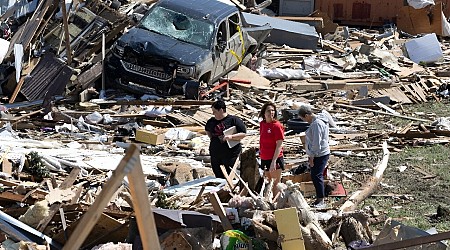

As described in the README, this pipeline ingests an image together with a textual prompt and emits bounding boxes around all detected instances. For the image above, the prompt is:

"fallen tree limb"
[279,182,332,249]
[339,141,390,213]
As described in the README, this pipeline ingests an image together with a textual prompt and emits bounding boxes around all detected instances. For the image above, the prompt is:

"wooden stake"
[207,192,233,231]
[61,0,72,65]
[63,144,161,250]
[127,154,160,249]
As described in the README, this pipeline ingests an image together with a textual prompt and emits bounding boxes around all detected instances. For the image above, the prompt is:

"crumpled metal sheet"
[20,53,72,101]
[152,208,220,230]
[242,12,319,50]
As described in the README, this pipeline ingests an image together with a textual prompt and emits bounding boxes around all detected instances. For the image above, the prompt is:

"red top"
[259,120,284,160]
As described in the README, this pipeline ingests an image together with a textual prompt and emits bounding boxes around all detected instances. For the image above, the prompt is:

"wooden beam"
[60,0,71,64]
[98,100,214,106]
[334,103,431,122]
[126,152,160,249]
[63,144,160,250]
[207,192,233,231]
[339,141,390,212]
[9,77,25,104]
[220,165,235,190]
[363,231,450,250]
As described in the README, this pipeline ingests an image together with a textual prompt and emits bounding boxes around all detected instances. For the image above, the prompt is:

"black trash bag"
[290,162,309,175]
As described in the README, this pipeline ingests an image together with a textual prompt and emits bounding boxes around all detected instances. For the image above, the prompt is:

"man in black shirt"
[205,100,247,178]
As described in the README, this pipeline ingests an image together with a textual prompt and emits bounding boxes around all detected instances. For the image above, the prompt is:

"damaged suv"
[105,0,270,98]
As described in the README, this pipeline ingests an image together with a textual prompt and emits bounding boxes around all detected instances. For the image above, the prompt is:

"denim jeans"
[311,154,330,198]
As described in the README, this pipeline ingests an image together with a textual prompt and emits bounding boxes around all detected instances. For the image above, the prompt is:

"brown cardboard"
[136,129,165,145]
[282,173,312,183]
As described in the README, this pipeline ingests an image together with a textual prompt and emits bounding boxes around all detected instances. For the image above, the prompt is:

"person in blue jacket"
[298,104,335,208]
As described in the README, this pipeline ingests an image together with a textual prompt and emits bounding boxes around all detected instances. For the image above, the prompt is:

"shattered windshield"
[140,6,214,48]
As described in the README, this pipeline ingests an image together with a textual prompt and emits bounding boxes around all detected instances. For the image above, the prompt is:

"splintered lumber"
[0,210,61,248]
[61,0,72,64]
[363,231,450,250]
[37,167,81,232]
[274,207,305,250]
[207,192,233,231]
[63,144,160,250]
[339,141,390,213]
[334,103,431,123]
[97,99,214,106]
[160,231,192,249]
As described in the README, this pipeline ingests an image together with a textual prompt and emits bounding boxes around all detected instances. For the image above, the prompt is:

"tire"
[286,118,309,133]
[281,109,298,121]
[184,80,200,100]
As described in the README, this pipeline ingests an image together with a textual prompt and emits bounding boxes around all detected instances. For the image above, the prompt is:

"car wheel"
[184,80,200,100]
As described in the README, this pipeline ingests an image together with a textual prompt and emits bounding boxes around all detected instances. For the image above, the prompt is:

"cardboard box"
[300,181,330,197]
[135,129,165,145]
[282,173,312,183]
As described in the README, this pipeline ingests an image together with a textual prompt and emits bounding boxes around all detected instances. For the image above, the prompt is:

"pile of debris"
[0,0,450,249]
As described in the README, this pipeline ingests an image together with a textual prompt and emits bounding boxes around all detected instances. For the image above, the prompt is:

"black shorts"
[260,156,285,171]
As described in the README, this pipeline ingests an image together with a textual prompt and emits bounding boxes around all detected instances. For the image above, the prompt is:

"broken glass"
[139,6,214,48]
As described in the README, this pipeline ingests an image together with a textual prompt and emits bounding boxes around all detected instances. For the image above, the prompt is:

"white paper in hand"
[223,126,238,148]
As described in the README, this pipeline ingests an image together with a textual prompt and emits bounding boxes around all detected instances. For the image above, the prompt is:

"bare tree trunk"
[340,216,372,246]
[339,141,390,212]
[282,182,333,250]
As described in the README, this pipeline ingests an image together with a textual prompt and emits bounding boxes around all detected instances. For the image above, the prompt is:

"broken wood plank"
[412,166,436,179]
[8,77,26,104]
[37,167,81,232]
[335,103,431,122]
[220,165,235,191]
[62,144,160,250]
[61,0,72,65]
[390,131,437,139]
[274,207,305,250]
[126,150,161,250]
[207,192,233,231]
[97,99,214,106]
[363,231,450,250]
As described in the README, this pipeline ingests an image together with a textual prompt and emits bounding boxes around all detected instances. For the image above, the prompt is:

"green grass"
[340,99,450,233]
[359,142,450,232]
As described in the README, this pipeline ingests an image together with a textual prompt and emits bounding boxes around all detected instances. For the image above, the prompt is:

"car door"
[227,13,245,69]
[212,20,229,81]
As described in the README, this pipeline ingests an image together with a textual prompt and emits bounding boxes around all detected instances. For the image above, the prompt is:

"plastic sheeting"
[407,0,435,9]
[257,68,311,80]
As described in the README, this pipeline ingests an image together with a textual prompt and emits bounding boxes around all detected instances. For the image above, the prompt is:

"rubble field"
[1,0,450,249]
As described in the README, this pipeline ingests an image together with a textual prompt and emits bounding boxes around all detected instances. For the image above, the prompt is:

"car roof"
[158,0,238,23]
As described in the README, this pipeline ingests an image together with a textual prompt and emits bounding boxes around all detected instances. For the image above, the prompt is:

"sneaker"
[312,200,326,209]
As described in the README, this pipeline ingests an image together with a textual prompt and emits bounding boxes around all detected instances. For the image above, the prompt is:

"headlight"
[112,41,125,58]
[177,65,195,78]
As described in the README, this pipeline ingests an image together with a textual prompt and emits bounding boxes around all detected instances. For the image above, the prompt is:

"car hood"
[118,27,210,65]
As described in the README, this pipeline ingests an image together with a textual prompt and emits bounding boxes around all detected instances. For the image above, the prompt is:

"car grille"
[121,61,172,81]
